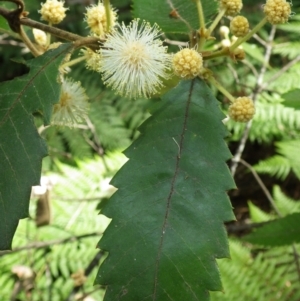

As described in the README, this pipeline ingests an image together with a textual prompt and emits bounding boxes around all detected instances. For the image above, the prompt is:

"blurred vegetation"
[1,0,300,300]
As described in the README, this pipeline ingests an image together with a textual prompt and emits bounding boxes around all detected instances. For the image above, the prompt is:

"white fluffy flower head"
[99,19,171,99]
[52,78,89,126]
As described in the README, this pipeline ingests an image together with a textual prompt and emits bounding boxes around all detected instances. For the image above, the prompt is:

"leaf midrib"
[152,79,195,300]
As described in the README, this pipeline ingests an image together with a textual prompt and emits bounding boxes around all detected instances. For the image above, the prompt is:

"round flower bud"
[32,28,47,47]
[172,48,203,79]
[228,97,255,122]
[39,0,67,24]
[85,1,117,38]
[230,16,249,37]
[221,39,231,48]
[219,26,230,37]
[263,0,291,24]
[220,0,243,16]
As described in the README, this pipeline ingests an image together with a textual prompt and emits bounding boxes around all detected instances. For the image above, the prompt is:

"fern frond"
[277,21,300,33]
[267,63,300,93]
[254,140,300,180]
[248,201,274,222]
[273,185,300,215]
[254,155,291,180]
[0,155,125,300]
[211,240,300,301]
[273,42,300,59]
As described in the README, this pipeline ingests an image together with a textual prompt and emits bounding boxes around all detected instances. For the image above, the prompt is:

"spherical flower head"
[81,48,102,72]
[99,19,171,99]
[230,16,249,37]
[172,48,203,79]
[85,1,117,38]
[263,0,291,24]
[39,0,68,24]
[228,97,255,122]
[220,0,243,16]
[52,78,89,126]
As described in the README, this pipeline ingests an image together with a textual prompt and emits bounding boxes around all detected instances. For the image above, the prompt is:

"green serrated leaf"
[282,89,300,110]
[96,78,236,300]
[0,44,72,250]
[132,0,218,34]
[244,213,300,247]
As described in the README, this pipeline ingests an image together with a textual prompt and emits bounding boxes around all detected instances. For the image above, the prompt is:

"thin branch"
[0,232,102,256]
[240,59,259,78]
[227,62,239,84]
[83,116,104,156]
[238,159,281,216]
[163,37,189,47]
[252,33,267,47]
[226,221,264,234]
[231,25,276,176]
[0,6,101,50]
[260,54,300,90]
[239,159,300,282]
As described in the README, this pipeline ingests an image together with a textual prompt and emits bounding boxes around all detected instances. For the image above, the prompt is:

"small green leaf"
[282,89,300,110]
[0,44,72,250]
[244,213,300,247]
[133,0,218,34]
[96,78,235,300]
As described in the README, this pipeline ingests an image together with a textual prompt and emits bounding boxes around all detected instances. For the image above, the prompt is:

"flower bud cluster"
[228,97,255,122]
[39,0,67,24]
[230,16,249,37]
[263,0,291,24]
[172,49,203,79]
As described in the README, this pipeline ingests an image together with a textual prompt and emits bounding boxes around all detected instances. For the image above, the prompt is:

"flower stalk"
[60,55,87,69]
[19,26,42,56]
[230,16,268,51]
[195,0,206,49]
[207,8,226,36]
[103,0,112,33]
[207,76,235,103]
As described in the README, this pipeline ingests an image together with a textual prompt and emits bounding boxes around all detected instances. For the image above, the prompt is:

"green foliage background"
[0,0,300,300]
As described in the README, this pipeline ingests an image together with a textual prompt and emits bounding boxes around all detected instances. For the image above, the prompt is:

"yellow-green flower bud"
[263,0,291,24]
[228,97,255,122]
[230,16,249,37]
[172,49,203,79]
[220,0,243,16]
